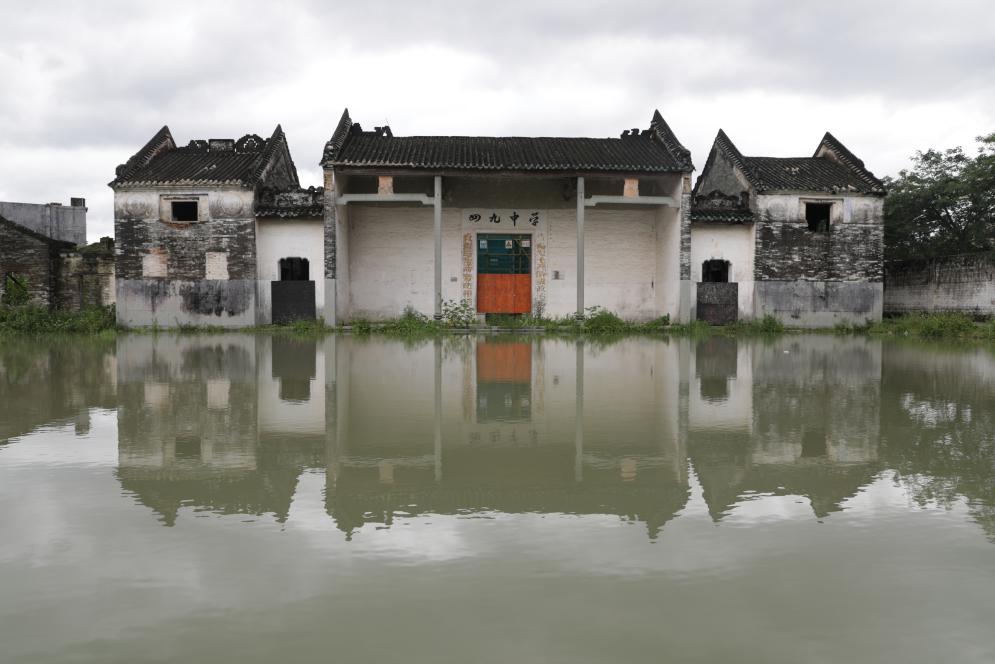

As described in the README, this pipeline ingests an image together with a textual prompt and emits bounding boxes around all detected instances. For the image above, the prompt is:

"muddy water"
[1,334,993,663]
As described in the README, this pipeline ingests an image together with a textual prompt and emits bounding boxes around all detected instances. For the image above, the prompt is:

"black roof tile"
[696,129,886,196]
[111,126,296,187]
[322,108,693,174]
[690,209,756,224]
[743,156,875,193]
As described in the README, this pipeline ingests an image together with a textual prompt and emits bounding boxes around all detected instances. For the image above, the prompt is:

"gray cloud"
[1,0,993,241]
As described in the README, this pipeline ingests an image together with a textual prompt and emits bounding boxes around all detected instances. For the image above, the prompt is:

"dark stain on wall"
[179,281,252,317]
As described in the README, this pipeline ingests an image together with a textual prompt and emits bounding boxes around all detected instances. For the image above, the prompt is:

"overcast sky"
[1,0,993,242]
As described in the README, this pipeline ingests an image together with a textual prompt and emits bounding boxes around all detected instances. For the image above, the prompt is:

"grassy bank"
[3,303,993,343]
[0,304,117,335]
[866,313,995,340]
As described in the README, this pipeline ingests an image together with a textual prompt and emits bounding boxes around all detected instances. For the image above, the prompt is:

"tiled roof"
[814,132,886,194]
[697,128,886,196]
[111,126,296,187]
[254,186,323,218]
[743,156,878,194]
[322,108,693,174]
[690,208,756,224]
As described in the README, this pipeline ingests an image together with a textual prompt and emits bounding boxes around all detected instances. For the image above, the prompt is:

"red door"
[477,234,531,314]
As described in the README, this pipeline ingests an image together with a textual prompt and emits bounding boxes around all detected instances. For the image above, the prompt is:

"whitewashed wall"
[756,193,883,224]
[343,203,679,322]
[689,223,756,319]
[255,218,325,324]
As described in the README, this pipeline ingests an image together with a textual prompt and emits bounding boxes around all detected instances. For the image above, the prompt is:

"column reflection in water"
[324,335,690,540]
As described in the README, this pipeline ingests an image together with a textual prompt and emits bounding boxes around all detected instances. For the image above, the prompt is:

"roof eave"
[328,164,687,177]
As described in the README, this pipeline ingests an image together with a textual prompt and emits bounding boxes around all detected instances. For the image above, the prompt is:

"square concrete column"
[576,176,585,320]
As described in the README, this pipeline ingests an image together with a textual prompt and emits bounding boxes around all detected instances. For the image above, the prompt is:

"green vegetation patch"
[871,312,992,340]
[0,305,117,335]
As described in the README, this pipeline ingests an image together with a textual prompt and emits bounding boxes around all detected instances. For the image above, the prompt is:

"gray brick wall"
[0,223,57,306]
[755,217,883,282]
[116,216,256,281]
[323,169,336,279]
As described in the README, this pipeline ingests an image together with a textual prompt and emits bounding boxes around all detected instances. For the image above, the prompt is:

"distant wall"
[885,253,995,316]
[0,200,86,246]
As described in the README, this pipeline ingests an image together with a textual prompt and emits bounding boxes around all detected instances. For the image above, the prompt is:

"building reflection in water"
[106,331,995,542]
[327,336,689,539]
[687,336,882,520]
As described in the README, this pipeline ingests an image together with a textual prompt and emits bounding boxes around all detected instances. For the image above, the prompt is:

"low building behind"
[0,198,115,310]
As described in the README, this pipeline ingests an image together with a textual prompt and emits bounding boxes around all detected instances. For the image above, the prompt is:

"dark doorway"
[279,257,310,281]
[272,257,316,323]
[272,337,317,402]
[702,259,730,283]
[696,337,738,402]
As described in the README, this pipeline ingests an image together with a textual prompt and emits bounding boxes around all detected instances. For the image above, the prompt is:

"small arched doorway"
[696,259,738,325]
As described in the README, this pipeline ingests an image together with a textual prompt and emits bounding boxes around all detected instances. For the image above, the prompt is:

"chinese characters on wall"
[466,210,542,227]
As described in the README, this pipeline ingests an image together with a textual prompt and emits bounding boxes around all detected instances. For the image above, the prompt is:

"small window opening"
[702,259,730,283]
[171,200,198,222]
[279,257,310,281]
[805,203,831,232]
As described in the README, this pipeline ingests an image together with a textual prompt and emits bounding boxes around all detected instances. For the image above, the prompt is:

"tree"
[884,133,995,264]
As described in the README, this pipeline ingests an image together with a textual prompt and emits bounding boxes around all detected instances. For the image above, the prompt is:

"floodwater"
[1,334,994,664]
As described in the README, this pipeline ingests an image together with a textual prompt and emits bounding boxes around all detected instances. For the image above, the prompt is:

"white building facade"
[320,109,696,325]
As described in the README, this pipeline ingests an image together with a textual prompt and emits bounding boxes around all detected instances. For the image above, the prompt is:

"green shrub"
[378,307,440,336]
[641,314,671,331]
[442,299,476,328]
[350,318,372,334]
[582,306,628,334]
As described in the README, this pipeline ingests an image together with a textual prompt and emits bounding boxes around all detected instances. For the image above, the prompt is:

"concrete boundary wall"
[0,200,86,246]
[884,253,995,316]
